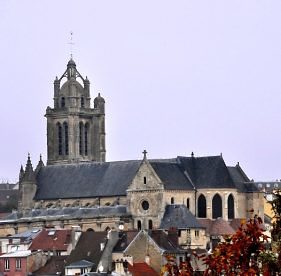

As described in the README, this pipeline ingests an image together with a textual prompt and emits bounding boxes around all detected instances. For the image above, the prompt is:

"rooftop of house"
[65,231,108,271]
[8,228,42,244]
[128,262,158,276]
[0,250,32,258]
[29,229,71,251]
[198,218,235,236]
[33,255,67,275]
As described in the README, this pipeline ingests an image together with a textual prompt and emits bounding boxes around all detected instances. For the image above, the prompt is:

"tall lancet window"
[63,122,69,155]
[198,194,206,218]
[212,194,222,219]
[84,123,89,156]
[79,122,84,155]
[57,123,63,155]
[228,194,235,219]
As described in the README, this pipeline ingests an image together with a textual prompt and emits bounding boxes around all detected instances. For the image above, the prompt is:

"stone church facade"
[0,59,263,240]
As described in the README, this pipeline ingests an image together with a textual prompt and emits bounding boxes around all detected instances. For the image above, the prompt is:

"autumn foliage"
[201,216,268,275]
[160,254,194,276]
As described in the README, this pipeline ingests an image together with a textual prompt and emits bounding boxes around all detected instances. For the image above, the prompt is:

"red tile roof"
[128,262,158,276]
[198,218,235,236]
[29,229,71,251]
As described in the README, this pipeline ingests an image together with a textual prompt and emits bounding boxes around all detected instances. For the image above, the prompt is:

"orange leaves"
[201,216,268,275]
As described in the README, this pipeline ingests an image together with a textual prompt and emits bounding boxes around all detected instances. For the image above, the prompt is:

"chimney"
[71,225,81,249]
[100,242,105,251]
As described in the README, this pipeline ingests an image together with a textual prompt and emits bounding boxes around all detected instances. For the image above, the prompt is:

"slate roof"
[177,156,236,189]
[1,206,129,223]
[113,230,138,252]
[148,230,183,253]
[29,229,71,251]
[159,205,204,229]
[150,161,194,190]
[33,155,252,201]
[35,160,142,200]
[33,256,66,275]
[65,231,108,271]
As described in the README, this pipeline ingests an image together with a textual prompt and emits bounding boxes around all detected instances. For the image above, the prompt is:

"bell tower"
[46,59,106,165]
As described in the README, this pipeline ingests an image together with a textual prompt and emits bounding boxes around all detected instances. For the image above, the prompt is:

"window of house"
[178,230,181,237]
[16,258,21,270]
[81,97,85,108]
[195,230,199,237]
[186,198,190,209]
[144,176,147,184]
[171,197,174,204]
[4,259,9,270]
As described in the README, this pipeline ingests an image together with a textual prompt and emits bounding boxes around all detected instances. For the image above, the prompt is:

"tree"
[201,216,268,275]
[161,254,194,276]
[270,189,281,270]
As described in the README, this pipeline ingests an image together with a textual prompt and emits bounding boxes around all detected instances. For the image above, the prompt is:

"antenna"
[68,31,75,59]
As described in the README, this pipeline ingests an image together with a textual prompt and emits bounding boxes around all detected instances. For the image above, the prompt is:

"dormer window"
[61,97,65,108]
[143,177,147,184]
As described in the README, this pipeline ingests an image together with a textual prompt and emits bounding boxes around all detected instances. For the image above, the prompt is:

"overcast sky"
[0,0,281,182]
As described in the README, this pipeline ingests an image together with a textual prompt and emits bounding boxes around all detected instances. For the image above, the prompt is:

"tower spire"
[22,153,35,182]
[68,31,75,59]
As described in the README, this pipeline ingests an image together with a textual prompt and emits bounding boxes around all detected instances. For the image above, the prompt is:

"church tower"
[46,59,106,165]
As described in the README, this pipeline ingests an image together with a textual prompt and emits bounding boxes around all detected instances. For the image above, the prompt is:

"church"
[0,59,263,242]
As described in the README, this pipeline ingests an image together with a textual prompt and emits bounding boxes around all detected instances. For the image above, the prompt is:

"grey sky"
[0,0,281,182]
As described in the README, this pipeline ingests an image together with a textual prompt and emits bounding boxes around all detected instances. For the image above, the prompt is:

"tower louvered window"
[84,123,88,156]
[58,123,63,155]
[63,122,69,155]
[79,122,83,155]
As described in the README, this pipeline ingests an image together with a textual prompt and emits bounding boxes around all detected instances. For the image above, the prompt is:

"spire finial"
[191,152,194,158]
[142,149,147,160]
[68,31,75,59]
[40,154,42,161]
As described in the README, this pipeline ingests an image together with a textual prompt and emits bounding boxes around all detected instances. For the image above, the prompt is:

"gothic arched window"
[137,220,142,231]
[148,220,153,230]
[187,198,190,209]
[79,122,84,155]
[228,194,235,219]
[84,123,89,156]
[212,194,222,219]
[198,194,206,218]
[171,197,174,204]
[81,97,85,108]
[63,122,69,155]
[57,123,62,155]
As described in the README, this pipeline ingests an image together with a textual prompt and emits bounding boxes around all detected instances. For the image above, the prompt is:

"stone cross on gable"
[142,149,147,160]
